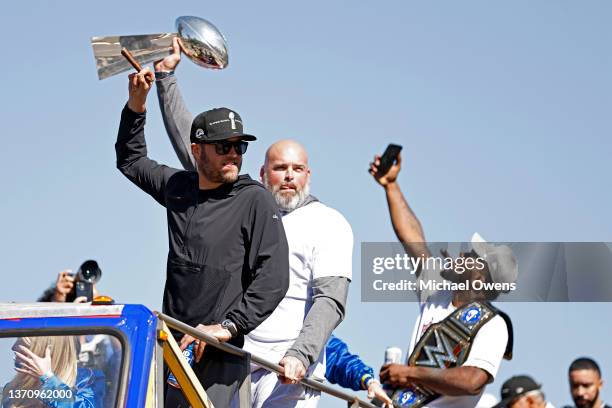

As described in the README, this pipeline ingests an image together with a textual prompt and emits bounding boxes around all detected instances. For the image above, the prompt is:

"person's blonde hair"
[3,336,77,408]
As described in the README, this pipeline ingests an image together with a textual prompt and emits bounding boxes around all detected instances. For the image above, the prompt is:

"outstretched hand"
[369,153,402,187]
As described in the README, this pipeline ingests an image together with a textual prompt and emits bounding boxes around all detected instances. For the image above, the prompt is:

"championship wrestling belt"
[390,301,513,408]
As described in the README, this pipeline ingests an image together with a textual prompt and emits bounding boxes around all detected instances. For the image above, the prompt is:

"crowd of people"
[492,358,609,408]
[6,38,607,408]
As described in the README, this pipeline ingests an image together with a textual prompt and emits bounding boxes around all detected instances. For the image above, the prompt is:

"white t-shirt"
[244,201,353,378]
[407,267,509,408]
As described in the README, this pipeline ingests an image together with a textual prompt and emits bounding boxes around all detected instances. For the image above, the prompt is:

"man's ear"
[259,166,265,182]
[191,143,200,157]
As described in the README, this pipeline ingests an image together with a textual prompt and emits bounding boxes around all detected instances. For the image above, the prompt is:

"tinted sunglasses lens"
[235,141,248,155]
[212,141,248,155]
[212,143,232,155]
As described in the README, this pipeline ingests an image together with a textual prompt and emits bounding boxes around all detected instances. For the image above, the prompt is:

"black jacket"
[116,106,289,336]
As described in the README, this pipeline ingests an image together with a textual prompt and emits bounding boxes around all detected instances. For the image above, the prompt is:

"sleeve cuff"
[284,350,310,370]
[360,374,374,390]
[462,359,496,380]
[123,103,147,117]
[155,70,175,80]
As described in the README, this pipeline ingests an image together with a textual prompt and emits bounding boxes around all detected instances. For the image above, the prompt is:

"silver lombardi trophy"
[91,16,228,80]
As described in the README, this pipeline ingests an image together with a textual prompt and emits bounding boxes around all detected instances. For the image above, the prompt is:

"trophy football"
[91,16,228,80]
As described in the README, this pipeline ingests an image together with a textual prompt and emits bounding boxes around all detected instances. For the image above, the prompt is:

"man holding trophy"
[152,39,357,408]
[114,63,290,408]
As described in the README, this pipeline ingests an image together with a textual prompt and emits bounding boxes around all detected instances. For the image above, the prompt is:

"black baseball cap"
[493,375,541,408]
[190,107,257,143]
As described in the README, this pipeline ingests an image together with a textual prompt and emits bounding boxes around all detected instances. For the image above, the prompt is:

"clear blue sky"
[1,1,611,406]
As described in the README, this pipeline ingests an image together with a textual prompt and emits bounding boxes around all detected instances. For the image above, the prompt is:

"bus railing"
[157,312,379,408]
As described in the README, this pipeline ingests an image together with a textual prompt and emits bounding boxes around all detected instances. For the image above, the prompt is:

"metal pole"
[157,313,379,408]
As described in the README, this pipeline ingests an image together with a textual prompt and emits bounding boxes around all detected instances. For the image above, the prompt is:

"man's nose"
[226,148,239,158]
[285,168,294,180]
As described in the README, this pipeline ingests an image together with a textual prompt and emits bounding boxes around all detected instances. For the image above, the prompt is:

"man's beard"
[199,152,241,184]
[574,390,599,408]
[262,173,310,212]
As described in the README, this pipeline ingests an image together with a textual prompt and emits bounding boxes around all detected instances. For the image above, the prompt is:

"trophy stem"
[92,32,177,80]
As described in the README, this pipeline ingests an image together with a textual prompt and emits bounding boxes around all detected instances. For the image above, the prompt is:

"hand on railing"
[278,356,306,384]
[158,312,380,408]
[179,323,232,363]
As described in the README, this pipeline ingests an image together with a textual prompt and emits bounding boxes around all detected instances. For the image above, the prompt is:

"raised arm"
[116,67,179,206]
[369,153,431,260]
[154,38,197,171]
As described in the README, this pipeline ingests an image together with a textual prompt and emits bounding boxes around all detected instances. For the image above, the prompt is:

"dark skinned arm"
[369,154,431,276]
[379,364,490,396]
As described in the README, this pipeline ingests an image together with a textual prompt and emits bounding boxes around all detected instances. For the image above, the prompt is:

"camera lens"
[77,260,101,283]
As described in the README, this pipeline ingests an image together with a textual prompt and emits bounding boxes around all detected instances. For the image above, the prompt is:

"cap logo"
[195,128,205,139]
[229,111,236,130]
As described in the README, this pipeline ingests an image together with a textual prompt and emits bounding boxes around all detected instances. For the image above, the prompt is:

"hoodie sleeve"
[155,74,197,171]
[115,105,180,206]
[325,335,375,391]
[225,188,289,333]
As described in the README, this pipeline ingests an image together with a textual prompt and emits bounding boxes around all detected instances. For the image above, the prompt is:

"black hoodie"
[116,106,289,337]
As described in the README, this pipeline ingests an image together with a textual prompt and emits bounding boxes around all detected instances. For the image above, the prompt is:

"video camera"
[73,260,102,302]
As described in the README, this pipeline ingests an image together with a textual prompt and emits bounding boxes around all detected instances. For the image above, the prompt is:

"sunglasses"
[204,140,249,155]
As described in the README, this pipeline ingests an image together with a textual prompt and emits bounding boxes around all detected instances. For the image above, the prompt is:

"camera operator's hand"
[127,67,154,113]
[369,153,402,188]
[73,296,89,303]
[278,356,306,384]
[52,270,74,302]
[154,37,182,73]
[14,344,53,379]
[179,324,232,363]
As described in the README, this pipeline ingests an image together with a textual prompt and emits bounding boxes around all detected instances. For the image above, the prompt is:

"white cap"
[471,233,518,286]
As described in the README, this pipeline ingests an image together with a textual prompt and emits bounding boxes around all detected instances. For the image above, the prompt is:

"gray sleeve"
[155,75,197,171]
[284,276,350,369]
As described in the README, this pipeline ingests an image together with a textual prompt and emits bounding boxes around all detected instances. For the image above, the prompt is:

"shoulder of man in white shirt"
[300,201,352,229]
[300,201,353,280]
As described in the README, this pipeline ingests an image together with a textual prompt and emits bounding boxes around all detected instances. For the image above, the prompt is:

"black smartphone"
[376,144,403,177]
[75,281,94,302]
